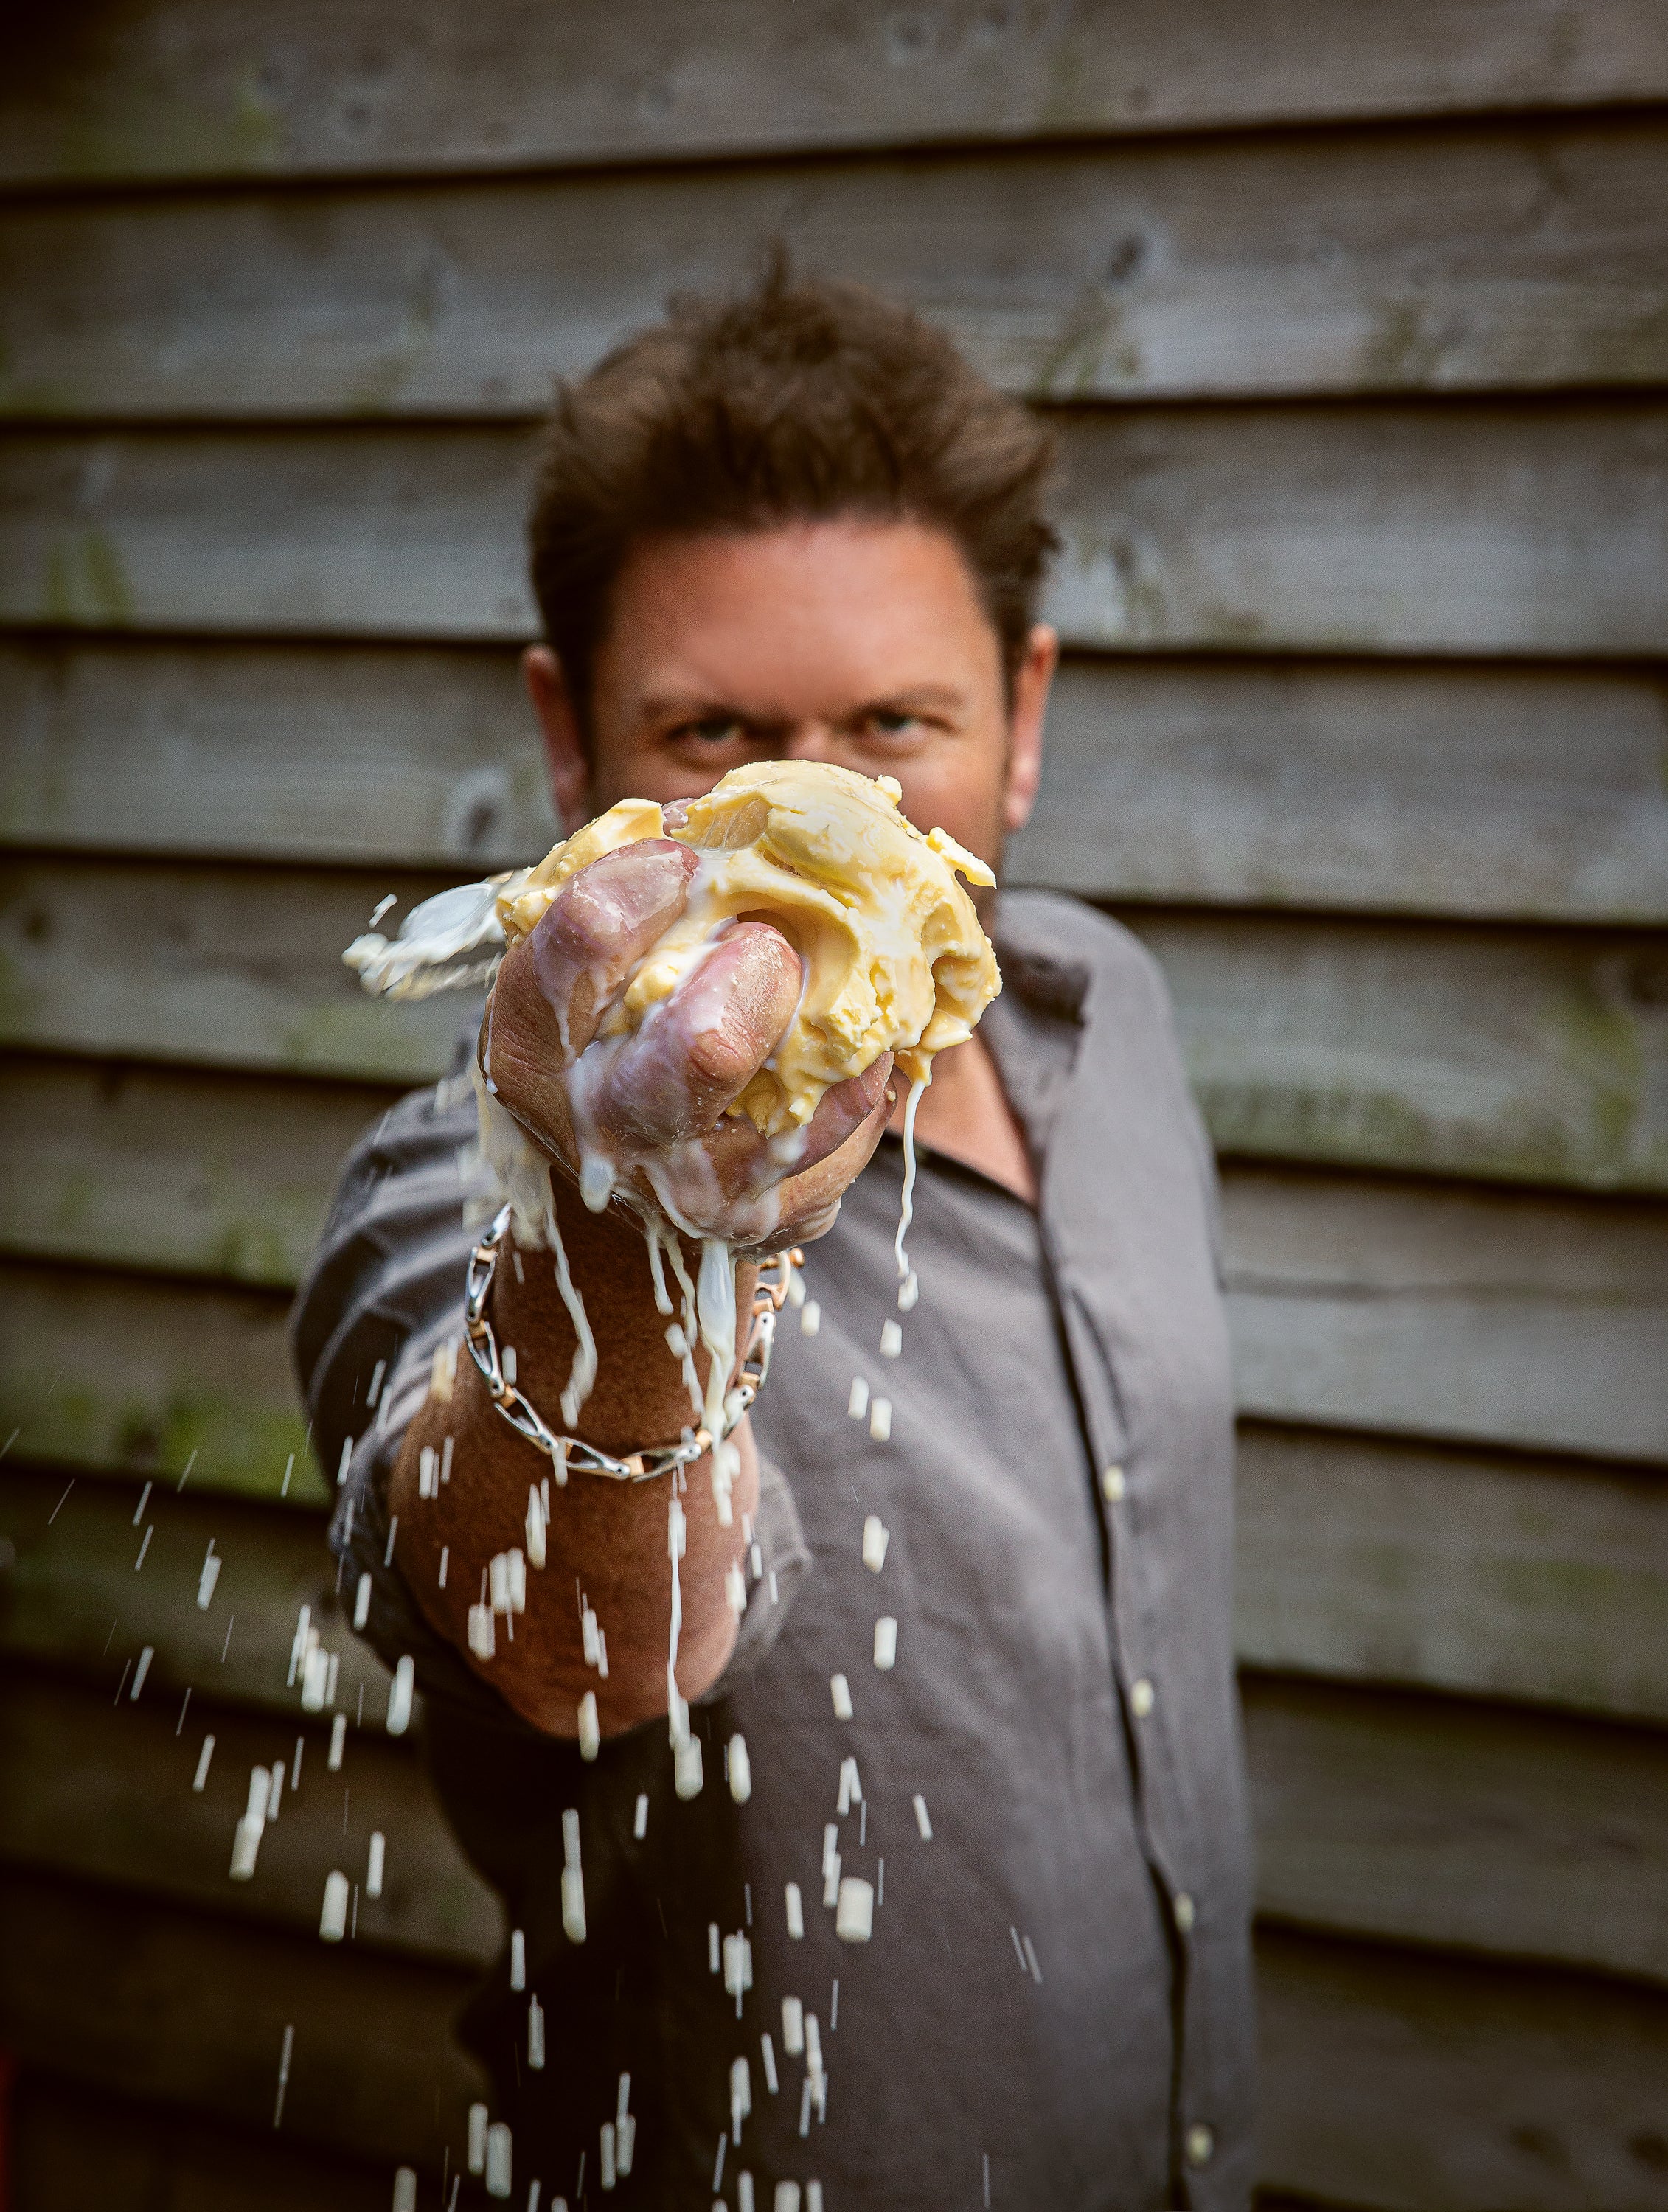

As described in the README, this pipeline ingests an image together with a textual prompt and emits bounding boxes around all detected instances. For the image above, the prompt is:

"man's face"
[525,518,1057,880]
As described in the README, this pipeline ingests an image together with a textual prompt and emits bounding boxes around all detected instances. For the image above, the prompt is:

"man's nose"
[777,726,842,765]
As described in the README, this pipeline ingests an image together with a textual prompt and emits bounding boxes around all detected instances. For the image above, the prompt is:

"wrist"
[476,1203,775,1463]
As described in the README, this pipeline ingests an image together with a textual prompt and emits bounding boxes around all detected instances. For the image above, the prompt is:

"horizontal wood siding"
[4,1467,386,1703]
[3,6,1664,2205]
[0,1866,486,2166]
[1243,1674,1668,1986]
[13,2070,395,2211]
[10,1367,1668,1730]
[5,409,1667,650]
[1235,1426,1668,1719]
[0,1667,502,1964]
[6,121,1668,415]
[1256,1928,1668,2212]
[7,1040,1668,1471]
[0,1057,392,1287]
[7,641,1668,925]
[10,866,1668,1192]
[1018,658,1668,923]
[6,0,1668,187]
[0,1263,314,1499]
[5,1455,1667,2193]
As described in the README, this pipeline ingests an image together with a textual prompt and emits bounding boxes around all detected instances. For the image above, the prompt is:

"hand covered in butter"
[482,838,894,1250]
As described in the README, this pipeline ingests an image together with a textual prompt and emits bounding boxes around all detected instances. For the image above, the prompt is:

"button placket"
[1050,1232,1214,2157]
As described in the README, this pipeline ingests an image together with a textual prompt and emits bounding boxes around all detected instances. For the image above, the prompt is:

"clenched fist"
[482,838,893,1249]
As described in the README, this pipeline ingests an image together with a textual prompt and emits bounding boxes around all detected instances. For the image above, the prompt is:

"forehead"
[594,518,1003,711]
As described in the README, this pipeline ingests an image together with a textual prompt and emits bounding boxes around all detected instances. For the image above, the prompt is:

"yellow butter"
[496,796,664,945]
[498,760,1000,1135]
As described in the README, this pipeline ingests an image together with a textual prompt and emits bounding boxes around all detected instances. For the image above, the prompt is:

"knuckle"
[685,1023,756,1091]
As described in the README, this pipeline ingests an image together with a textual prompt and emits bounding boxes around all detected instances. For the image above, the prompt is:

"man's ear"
[523,645,591,833]
[1003,622,1058,835]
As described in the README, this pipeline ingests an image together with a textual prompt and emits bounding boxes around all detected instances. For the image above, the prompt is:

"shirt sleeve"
[696,1453,811,1700]
[289,1018,810,1735]
[288,1015,484,1491]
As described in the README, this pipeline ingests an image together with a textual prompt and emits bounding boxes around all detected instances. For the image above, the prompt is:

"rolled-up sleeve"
[289,1026,491,1710]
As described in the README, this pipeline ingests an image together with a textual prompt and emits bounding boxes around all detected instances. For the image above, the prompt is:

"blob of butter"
[498,759,1000,1136]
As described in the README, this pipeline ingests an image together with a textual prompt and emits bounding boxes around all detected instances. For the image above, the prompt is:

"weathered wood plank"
[0,1263,319,1503]
[4,1450,1666,1984]
[1237,1424,1668,1722]
[1130,910,1668,1192]
[0,1665,501,1966]
[0,426,535,641]
[1257,1924,1668,2211]
[6,1246,1664,1711]
[7,1040,1668,1459]
[0,1057,396,1288]
[1223,1172,1668,1462]
[7,1139,1667,1473]
[0,1865,486,2171]
[0,1466,387,1709]
[1018,657,1668,925]
[1243,1674,1668,1984]
[0,639,558,873]
[4,0,1665,187]
[7,121,1667,415]
[3,1040,1664,1345]
[5,1151,1664,1475]
[13,2069,392,2212]
[3,408,1664,655]
[0,859,468,1086]
[9,641,1668,927]
[8,1635,1662,1994]
[1046,405,1668,658]
[10,1840,1668,2211]
[10,858,1668,1192]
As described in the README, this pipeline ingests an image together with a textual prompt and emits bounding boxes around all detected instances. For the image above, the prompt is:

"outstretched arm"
[387,841,891,1738]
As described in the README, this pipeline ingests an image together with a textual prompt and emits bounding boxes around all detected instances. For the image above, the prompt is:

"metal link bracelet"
[462,1201,802,1481]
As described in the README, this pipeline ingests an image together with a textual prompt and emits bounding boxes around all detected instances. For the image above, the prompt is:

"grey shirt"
[293,890,1254,2211]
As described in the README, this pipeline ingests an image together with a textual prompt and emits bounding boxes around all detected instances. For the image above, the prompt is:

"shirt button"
[1186,2124,1214,2168]
[1130,1677,1155,1719]
[1101,1463,1126,1503]
[1172,1891,1195,1935]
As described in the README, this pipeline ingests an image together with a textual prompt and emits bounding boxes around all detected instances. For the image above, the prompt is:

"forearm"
[389,1192,758,1737]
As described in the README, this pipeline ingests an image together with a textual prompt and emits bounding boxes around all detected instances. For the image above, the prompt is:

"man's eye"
[675,717,743,745]
[864,711,920,737]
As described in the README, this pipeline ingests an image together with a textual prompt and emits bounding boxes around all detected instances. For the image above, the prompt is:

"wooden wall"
[3,4,1667,2204]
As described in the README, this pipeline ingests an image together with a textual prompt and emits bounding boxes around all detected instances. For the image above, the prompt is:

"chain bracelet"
[462,1202,801,1481]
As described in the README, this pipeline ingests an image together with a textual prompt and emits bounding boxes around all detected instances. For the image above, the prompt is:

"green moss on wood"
[1,1376,323,1509]
[41,529,134,626]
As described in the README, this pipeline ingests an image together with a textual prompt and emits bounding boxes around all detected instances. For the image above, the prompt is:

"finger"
[619,1047,894,1237]
[527,839,698,1062]
[771,1081,894,1245]
[776,1054,894,1181]
[590,921,802,1147]
[685,1051,892,1199]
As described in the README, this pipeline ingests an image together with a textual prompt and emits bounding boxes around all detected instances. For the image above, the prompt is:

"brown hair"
[527,263,1057,728]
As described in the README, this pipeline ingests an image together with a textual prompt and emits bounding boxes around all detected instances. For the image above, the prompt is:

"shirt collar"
[991,896,1092,1027]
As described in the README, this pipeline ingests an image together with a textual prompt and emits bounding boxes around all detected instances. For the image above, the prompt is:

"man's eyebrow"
[638,683,968,731]
[844,684,967,717]
[639,695,790,733]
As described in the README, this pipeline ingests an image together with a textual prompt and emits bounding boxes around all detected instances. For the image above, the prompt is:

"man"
[295,269,1253,2208]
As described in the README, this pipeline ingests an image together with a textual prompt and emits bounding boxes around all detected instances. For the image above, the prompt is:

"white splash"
[894,1074,928,1284]
[472,1068,597,1426]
